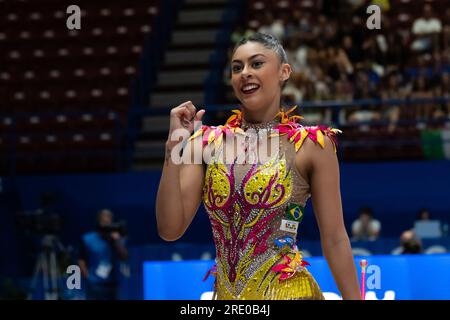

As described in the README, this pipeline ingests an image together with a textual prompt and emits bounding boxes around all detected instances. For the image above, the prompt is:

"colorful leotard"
[190,106,341,300]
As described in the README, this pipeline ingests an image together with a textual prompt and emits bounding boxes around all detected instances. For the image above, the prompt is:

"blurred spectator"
[334,74,354,102]
[399,230,423,254]
[385,32,407,67]
[285,36,308,72]
[362,35,385,67]
[295,11,315,46]
[347,72,381,123]
[312,66,332,101]
[325,46,354,82]
[434,72,450,119]
[78,209,128,300]
[312,15,338,47]
[351,207,381,241]
[413,208,445,239]
[258,12,285,41]
[347,105,381,124]
[411,4,442,52]
[414,208,443,229]
[380,71,407,130]
[348,16,366,49]
[342,35,363,66]
[353,71,378,100]
[411,75,434,121]
[443,8,450,50]
[346,0,366,12]
[416,208,432,221]
[282,72,303,105]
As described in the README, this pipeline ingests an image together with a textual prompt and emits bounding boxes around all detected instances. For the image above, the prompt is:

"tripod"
[28,235,65,300]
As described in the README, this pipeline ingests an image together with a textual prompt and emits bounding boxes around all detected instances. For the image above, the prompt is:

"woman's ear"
[280,63,292,82]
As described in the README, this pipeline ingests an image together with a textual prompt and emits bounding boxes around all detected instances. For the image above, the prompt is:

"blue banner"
[143,254,450,300]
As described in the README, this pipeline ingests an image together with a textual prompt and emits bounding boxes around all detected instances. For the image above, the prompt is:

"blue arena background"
[143,254,450,300]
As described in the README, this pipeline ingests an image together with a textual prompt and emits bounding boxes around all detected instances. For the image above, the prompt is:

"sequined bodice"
[202,131,311,297]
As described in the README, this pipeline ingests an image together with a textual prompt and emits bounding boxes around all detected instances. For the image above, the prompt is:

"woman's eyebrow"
[232,53,266,63]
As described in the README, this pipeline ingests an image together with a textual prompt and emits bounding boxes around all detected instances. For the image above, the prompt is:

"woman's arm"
[156,102,206,241]
[297,136,361,300]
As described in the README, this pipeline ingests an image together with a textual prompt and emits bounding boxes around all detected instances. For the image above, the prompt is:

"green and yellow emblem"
[286,203,304,223]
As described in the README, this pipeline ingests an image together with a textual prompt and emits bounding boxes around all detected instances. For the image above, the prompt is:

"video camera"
[97,221,127,237]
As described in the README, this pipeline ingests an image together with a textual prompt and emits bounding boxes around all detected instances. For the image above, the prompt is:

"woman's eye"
[252,61,263,68]
[232,65,242,72]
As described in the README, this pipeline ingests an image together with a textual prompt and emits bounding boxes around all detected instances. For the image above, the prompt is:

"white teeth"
[242,84,259,92]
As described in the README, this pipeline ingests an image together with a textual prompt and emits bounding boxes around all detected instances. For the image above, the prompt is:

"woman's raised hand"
[168,101,205,136]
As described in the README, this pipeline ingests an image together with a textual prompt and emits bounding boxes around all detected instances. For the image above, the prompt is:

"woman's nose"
[241,65,252,78]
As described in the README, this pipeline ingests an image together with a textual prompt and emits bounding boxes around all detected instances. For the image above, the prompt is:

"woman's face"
[231,42,291,111]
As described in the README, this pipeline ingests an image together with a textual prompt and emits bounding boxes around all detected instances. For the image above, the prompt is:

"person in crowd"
[351,207,381,241]
[78,209,128,300]
[399,230,423,254]
[411,4,443,52]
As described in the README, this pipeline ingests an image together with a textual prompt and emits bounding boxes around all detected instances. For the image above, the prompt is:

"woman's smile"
[241,83,261,95]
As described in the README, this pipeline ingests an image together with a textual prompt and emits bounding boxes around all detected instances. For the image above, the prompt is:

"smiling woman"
[156,33,361,300]
[229,34,292,123]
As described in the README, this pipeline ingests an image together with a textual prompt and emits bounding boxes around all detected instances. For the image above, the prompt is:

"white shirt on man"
[412,18,442,35]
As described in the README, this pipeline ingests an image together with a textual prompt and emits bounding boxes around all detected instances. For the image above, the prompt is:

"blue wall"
[338,160,450,237]
[143,254,450,300]
[1,160,450,278]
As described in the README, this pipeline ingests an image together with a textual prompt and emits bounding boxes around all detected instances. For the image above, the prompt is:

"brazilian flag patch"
[286,203,304,223]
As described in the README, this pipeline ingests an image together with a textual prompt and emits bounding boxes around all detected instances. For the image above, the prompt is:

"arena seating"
[0,0,161,174]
